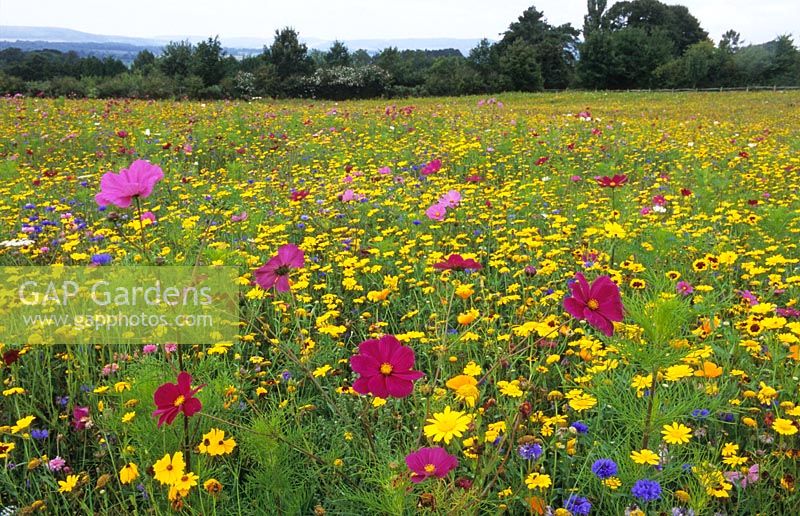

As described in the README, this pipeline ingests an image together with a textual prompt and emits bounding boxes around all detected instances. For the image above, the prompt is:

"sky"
[0,0,797,45]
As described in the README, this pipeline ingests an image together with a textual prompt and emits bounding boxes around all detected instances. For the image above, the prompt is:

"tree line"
[1,0,798,99]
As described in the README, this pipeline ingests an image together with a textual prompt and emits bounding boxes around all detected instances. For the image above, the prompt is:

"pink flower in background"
[48,456,67,472]
[563,272,623,337]
[95,159,164,208]
[439,190,461,208]
[255,244,305,292]
[164,343,178,353]
[143,344,158,354]
[341,189,357,202]
[140,211,156,222]
[231,212,248,222]
[434,254,482,272]
[405,447,458,482]
[725,464,759,488]
[350,335,424,398]
[676,281,694,296]
[425,203,447,221]
[72,406,91,430]
[378,166,392,175]
[420,159,442,176]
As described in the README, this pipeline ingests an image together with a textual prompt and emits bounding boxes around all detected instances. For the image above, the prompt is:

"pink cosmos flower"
[341,189,357,202]
[433,254,482,272]
[563,272,624,337]
[151,371,204,427]
[420,159,442,176]
[378,166,392,175]
[141,211,156,223]
[676,281,694,296]
[254,244,305,292]
[725,464,759,488]
[350,335,424,398]
[439,190,461,208]
[95,159,164,208]
[425,203,447,221]
[405,447,458,483]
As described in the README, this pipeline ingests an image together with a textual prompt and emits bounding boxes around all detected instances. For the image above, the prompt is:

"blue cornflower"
[91,253,113,266]
[691,408,710,418]
[571,421,589,434]
[631,478,662,502]
[564,495,592,516]
[591,458,617,479]
[281,371,292,381]
[518,442,543,460]
[30,429,49,440]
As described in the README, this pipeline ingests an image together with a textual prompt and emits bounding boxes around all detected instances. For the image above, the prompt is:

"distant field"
[1,92,799,514]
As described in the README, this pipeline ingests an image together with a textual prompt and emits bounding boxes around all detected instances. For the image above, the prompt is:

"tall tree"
[325,41,351,67]
[159,40,194,77]
[192,36,226,86]
[583,0,607,36]
[267,28,313,79]
[497,6,578,89]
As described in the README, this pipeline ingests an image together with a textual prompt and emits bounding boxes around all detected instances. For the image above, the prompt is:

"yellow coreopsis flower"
[11,415,35,434]
[445,375,479,407]
[630,449,660,465]
[525,472,552,490]
[153,452,185,485]
[198,428,237,456]
[773,418,798,436]
[119,463,139,485]
[58,474,80,493]
[662,422,693,444]
[424,406,472,444]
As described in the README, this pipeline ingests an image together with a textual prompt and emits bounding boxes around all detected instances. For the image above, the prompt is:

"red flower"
[152,371,204,427]
[350,335,424,398]
[433,254,482,272]
[405,447,458,483]
[563,272,623,337]
[290,190,309,201]
[254,244,305,292]
[2,349,20,366]
[596,174,628,188]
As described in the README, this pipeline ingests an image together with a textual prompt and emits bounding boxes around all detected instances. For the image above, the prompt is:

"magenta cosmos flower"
[405,447,458,483]
[152,371,204,427]
[95,159,164,208]
[254,244,305,293]
[433,254,482,272]
[350,335,424,398]
[563,272,623,336]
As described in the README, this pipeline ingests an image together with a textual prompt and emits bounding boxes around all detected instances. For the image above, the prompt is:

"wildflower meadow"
[1,91,799,515]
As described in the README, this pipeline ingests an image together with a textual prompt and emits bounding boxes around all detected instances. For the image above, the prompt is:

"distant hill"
[0,26,486,58]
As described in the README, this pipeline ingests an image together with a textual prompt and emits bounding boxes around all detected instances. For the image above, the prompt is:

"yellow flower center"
[587,298,600,310]
[379,363,393,375]
[424,464,436,474]
[173,395,185,407]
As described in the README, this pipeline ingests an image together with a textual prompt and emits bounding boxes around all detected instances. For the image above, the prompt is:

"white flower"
[1,238,34,247]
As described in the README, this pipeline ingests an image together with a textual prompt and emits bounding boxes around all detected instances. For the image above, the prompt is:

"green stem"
[641,368,659,449]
